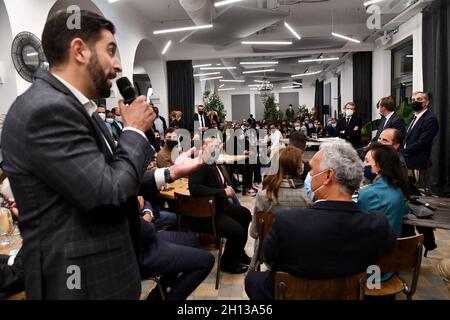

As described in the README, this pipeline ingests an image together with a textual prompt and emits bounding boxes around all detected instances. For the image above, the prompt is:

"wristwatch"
[164,168,174,183]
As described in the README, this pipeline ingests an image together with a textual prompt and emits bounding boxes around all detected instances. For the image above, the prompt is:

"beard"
[87,50,115,98]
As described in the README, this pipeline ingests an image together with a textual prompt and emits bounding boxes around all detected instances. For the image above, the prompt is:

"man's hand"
[119,96,156,133]
[225,186,235,198]
[143,213,153,223]
[169,147,204,181]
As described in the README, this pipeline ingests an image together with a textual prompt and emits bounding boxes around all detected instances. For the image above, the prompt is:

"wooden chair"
[255,212,273,271]
[0,291,26,300]
[364,234,424,300]
[275,271,366,300]
[174,192,223,289]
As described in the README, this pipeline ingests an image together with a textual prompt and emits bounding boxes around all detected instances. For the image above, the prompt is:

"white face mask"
[98,113,106,121]
[331,124,337,128]
[345,109,354,117]
[106,118,114,124]
[295,126,301,131]
[116,116,123,122]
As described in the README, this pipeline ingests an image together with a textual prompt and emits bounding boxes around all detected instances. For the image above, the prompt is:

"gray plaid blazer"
[1,69,155,300]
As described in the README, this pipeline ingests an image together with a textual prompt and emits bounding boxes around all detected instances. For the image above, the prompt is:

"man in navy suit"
[337,102,363,149]
[373,96,406,141]
[401,92,439,171]
[245,141,396,300]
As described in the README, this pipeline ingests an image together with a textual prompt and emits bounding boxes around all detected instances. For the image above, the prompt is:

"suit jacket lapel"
[92,112,117,154]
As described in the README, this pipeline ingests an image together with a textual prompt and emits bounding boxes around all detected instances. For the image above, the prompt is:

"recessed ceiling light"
[242,41,292,45]
[218,87,236,91]
[284,22,301,40]
[240,61,279,65]
[215,0,244,7]
[331,32,361,43]
[194,72,221,77]
[200,76,223,81]
[193,64,212,68]
[242,69,275,74]
[298,57,339,63]
[154,24,213,35]
[161,40,171,55]
[291,71,321,77]
[200,66,236,70]
[220,79,245,82]
[363,0,385,6]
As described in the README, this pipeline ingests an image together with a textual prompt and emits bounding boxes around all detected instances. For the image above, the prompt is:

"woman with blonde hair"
[169,110,184,129]
[249,146,311,270]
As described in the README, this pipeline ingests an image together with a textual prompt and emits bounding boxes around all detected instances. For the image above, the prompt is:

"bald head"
[378,128,403,150]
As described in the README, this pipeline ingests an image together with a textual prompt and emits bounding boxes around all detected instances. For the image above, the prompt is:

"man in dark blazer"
[190,105,211,133]
[373,96,406,141]
[189,138,252,274]
[0,252,24,294]
[1,11,203,300]
[337,102,363,149]
[245,141,396,300]
[401,92,439,171]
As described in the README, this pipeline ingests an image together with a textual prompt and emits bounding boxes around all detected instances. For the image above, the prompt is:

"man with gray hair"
[245,141,396,300]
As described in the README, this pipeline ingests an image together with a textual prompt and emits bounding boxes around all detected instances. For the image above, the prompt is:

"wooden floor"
[142,192,450,300]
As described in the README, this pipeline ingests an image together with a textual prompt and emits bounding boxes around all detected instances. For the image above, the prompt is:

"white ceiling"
[120,0,428,87]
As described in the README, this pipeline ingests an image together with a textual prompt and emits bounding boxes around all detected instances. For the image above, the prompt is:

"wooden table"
[403,196,450,230]
[158,178,190,200]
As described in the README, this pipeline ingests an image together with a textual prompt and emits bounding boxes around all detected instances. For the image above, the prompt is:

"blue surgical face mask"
[304,172,314,201]
[364,165,377,182]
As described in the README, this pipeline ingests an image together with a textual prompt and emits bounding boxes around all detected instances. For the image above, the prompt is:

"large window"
[391,40,413,105]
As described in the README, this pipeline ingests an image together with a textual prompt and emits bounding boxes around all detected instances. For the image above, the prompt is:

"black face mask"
[364,165,377,182]
[411,101,424,112]
[166,140,178,149]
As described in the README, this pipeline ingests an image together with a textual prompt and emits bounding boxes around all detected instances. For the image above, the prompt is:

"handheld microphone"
[115,76,156,143]
[116,77,137,105]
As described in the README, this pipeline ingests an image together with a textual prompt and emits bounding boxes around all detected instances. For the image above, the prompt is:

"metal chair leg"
[216,238,223,290]
[148,276,166,300]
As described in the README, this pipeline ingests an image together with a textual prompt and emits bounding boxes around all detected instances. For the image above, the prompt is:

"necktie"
[346,117,350,127]
[407,116,417,134]
[200,114,204,128]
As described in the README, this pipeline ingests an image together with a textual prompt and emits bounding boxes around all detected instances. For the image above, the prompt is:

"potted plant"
[263,96,283,124]
[203,90,226,122]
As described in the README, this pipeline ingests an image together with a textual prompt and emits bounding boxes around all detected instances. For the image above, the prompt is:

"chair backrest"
[256,212,274,239]
[174,192,216,218]
[275,271,366,300]
[376,234,424,273]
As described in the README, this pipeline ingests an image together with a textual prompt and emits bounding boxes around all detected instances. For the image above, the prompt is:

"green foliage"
[297,104,310,120]
[263,96,283,124]
[396,99,414,124]
[203,90,226,121]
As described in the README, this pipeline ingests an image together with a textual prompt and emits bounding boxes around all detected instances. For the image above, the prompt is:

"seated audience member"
[249,147,311,271]
[138,196,176,228]
[169,111,183,129]
[377,129,408,180]
[324,117,339,137]
[156,128,178,168]
[189,138,252,274]
[357,143,409,237]
[0,251,24,294]
[139,213,214,300]
[111,106,124,136]
[288,131,310,180]
[245,141,396,300]
[105,110,119,141]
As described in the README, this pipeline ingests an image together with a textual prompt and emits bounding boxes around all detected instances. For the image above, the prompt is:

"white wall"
[0,0,17,115]
[216,85,315,121]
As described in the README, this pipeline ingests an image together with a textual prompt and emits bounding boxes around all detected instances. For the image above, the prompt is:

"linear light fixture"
[219,84,225,88]
[193,63,212,68]
[242,68,275,74]
[215,0,243,7]
[291,71,321,78]
[241,41,292,45]
[363,0,385,6]
[282,85,302,89]
[240,61,278,65]
[248,84,259,87]
[161,40,171,55]
[154,24,213,35]
[194,72,221,77]
[26,52,39,57]
[331,32,361,43]
[293,81,302,85]
[284,22,301,40]
[254,80,270,83]
[220,79,245,82]
[218,87,236,91]
[108,0,121,3]
[298,57,339,63]
[200,76,223,81]
[200,66,236,70]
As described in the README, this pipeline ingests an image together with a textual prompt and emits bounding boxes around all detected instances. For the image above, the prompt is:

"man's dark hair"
[289,131,307,150]
[379,96,396,112]
[390,128,404,146]
[42,10,115,66]
[164,127,176,137]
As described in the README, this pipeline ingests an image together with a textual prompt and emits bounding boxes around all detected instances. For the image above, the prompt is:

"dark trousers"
[245,271,274,300]
[141,231,215,300]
